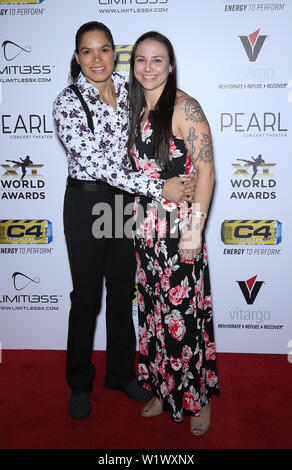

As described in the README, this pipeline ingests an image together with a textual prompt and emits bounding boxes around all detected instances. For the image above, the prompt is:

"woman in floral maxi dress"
[128,31,219,436]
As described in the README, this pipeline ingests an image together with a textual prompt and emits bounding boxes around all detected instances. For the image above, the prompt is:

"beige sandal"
[190,401,211,436]
[141,396,163,418]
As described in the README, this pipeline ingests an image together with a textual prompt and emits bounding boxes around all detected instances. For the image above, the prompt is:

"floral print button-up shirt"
[53,72,164,201]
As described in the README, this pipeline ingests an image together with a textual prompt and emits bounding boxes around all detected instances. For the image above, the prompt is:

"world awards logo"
[0,39,53,84]
[239,28,267,62]
[1,154,45,200]
[230,153,276,200]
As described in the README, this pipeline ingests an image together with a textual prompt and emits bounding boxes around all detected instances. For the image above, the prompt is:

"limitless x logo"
[239,29,267,62]
[1,40,31,61]
[12,272,40,291]
[237,275,264,304]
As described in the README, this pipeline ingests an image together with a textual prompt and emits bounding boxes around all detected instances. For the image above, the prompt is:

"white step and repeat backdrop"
[0,0,291,354]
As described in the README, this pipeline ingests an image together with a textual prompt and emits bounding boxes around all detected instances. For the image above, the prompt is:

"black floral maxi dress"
[131,110,219,422]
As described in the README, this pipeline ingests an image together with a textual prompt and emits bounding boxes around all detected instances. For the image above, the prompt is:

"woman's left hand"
[178,223,201,262]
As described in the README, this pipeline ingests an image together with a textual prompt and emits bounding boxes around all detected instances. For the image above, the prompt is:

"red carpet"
[0,350,291,455]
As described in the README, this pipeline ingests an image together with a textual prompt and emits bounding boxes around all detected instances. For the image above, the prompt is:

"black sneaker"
[68,392,91,420]
[104,377,152,402]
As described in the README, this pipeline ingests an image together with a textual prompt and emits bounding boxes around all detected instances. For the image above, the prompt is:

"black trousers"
[63,184,136,393]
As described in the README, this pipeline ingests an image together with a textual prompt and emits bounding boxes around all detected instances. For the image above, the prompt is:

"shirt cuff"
[147,178,164,202]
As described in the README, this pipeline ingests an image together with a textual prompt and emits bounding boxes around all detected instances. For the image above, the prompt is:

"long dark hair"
[69,21,115,83]
[128,31,177,171]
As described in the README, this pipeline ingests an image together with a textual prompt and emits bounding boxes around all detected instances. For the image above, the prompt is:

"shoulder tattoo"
[184,98,205,123]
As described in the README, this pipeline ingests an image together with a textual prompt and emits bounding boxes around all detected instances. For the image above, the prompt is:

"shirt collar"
[76,71,126,100]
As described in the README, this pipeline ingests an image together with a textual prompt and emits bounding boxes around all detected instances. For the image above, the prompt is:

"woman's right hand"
[162,173,196,203]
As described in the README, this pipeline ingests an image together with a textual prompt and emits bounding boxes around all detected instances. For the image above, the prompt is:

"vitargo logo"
[237,275,264,304]
[239,28,267,62]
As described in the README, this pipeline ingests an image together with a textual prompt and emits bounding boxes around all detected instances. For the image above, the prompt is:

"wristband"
[193,211,207,219]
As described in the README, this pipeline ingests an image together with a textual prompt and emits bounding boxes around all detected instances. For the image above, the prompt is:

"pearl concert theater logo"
[239,28,267,62]
[1,155,45,200]
[0,113,53,139]
[237,275,264,305]
[220,111,288,138]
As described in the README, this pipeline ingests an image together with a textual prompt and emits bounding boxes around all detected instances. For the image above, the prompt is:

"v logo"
[237,275,264,304]
[239,29,267,62]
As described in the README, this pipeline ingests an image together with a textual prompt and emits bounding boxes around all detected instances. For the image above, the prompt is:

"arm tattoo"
[184,98,205,123]
[186,127,198,160]
[194,133,214,164]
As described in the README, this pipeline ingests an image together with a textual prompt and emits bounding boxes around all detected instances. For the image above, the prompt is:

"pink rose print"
[206,343,216,361]
[170,356,182,371]
[141,120,153,143]
[137,266,147,287]
[178,202,189,221]
[200,369,206,395]
[169,138,176,156]
[155,282,160,297]
[138,292,145,312]
[171,345,192,373]
[206,369,218,387]
[184,153,194,176]
[161,199,177,212]
[165,373,175,394]
[181,345,193,361]
[138,326,148,356]
[156,321,165,349]
[164,267,172,278]
[183,390,200,414]
[146,313,155,335]
[161,275,170,292]
[149,361,157,375]
[130,148,141,171]
[166,312,186,341]
[169,285,188,306]
[142,160,160,179]
[138,363,149,381]
[196,349,203,372]
[156,216,168,239]
[157,357,168,379]
[135,251,141,267]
